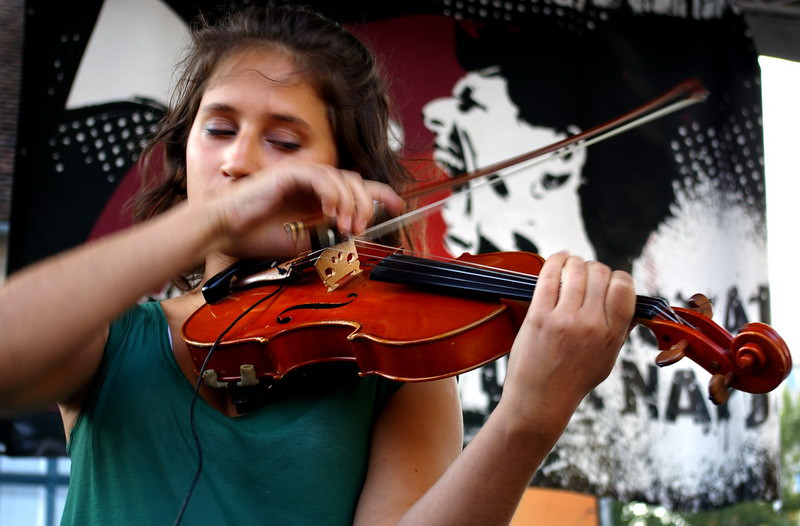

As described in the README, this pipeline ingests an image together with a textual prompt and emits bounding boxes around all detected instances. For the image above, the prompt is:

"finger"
[302,165,353,233]
[339,169,373,234]
[529,251,569,313]
[555,255,588,311]
[579,261,613,316]
[363,180,406,216]
[605,270,636,330]
[293,165,339,220]
[325,167,357,233]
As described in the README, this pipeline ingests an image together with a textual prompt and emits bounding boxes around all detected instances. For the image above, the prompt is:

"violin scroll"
[638,294,792,405]
[705,323,790,404]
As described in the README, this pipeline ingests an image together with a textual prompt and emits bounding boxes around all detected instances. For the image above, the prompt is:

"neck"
[203,252,241,284]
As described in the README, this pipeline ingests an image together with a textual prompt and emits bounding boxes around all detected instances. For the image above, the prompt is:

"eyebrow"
[198,102,312,129]
[456,86,487,112]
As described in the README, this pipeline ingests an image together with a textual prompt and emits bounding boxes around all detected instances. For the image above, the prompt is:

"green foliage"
[781,389,800,493]
[611,498,794,526]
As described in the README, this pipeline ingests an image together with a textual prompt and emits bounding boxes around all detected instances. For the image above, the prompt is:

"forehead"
[203,47,327,106]
[208,47,304,89]
[200,47,328,115]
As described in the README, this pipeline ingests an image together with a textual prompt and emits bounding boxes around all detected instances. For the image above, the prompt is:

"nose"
[220,133,263,179]
[422,98,451,135]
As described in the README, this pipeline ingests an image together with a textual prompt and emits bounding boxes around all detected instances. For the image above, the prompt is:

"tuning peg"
[656,339,688,366]
[708,371,734,405]
[688,293,713,319]
[202,369,226,388]
[238,364,258,387]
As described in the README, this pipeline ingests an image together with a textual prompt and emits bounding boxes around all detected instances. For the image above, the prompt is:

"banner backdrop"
[10,0,776,510]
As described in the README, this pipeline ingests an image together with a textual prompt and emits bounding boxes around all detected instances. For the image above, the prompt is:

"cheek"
[184,129,200,173]
[322,144,338,167]
[184,134,218,198]
[185,124,208,164]
[315,122,338,166]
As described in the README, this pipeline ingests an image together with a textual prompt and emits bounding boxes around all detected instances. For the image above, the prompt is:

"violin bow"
[285,78,709,246]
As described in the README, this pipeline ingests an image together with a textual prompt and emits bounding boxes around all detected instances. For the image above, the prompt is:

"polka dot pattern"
[438,0,607,33]
[47,100,164,186]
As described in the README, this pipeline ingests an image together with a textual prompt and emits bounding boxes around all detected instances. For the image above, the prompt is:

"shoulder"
[60,301,166,438]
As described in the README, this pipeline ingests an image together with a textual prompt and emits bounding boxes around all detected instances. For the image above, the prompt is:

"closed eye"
[268,139,302,152]
[205,127,235,137]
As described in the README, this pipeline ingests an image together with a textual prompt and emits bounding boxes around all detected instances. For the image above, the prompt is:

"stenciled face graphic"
[423,67,593,258]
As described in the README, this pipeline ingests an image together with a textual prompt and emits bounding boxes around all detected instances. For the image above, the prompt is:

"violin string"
[305,241,692,326]
[380,266,534,298]
[635,295,690,325]
[342,240,540,293]
[354,252,692,326]
[374,254,538,291]
[385,245,693,326]
[344,240,538,295]
[360,253,538,286]
[175,285,285,526]
[316,241,689,321]
[368,257,535,295]
[353,240,540,282]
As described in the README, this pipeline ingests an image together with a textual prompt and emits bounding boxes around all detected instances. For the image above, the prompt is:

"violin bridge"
[314,239,361,291]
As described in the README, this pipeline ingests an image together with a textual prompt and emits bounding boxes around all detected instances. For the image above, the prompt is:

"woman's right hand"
[204,160,406,258]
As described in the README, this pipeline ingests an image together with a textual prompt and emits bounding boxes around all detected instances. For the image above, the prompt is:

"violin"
[181,240,792,406]
[180,78,792,406]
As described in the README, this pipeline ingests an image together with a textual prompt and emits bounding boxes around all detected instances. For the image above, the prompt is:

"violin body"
[182,244,791,404]
[182,250,544,383]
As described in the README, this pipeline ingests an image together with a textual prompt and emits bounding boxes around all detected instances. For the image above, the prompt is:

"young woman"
[0,5,635,524]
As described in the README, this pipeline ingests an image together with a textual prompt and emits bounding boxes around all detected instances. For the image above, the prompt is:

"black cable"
[173,285,284,526]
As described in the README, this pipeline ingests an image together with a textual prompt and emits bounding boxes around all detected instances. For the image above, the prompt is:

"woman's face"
[185,47,338,202]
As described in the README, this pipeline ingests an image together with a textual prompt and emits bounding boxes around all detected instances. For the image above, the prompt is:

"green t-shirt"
[61,302,403,525]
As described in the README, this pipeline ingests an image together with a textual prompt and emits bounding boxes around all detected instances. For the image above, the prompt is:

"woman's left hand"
[499,252,636,437]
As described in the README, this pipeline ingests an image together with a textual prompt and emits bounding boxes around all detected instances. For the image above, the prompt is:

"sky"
[760,56,800,385]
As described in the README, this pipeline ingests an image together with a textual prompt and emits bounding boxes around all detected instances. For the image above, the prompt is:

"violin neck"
[369,253,664,319]
[370,254,535,301]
